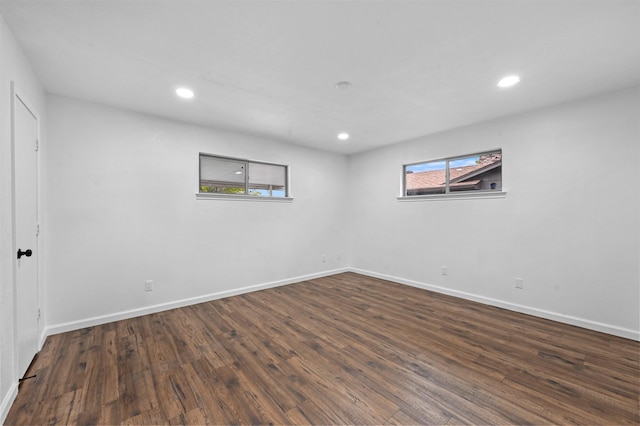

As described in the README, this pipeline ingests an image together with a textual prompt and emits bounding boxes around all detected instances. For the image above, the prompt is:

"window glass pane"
[248,163,287,197]
[449,152,502,192]
[405,160,446,195]
[200,156,246,194]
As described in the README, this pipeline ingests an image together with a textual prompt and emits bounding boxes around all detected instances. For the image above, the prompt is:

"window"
[199,154,288,198]
[403,150,502,197]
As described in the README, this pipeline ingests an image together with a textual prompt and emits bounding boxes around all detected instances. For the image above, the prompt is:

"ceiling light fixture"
[335,81,352,90]
[338,133,350,140]
[176,87,195,99]
[497,75,520,88]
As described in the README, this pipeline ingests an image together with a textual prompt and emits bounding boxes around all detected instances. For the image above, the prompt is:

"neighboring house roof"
[450,160,502,183]
[406,156,501,191]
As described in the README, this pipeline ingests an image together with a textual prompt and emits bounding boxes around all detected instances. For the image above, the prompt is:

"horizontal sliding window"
[403,150,502,196]
[199,154,288,197]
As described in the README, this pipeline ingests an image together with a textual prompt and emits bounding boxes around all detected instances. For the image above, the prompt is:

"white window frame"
[196,153,293,202]
[398,149,506,201]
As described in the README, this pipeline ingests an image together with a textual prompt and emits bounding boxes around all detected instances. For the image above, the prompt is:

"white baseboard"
[0,382,18,425]
[39,326,47,350]
[40,265,640,342]
[44,268,349,338]
[349,267,640,342]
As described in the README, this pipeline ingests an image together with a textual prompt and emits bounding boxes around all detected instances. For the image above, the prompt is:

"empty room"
[0,0,638,424]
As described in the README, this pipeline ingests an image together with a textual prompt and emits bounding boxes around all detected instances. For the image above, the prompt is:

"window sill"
[196,193,293,203]
[397,191,507,202]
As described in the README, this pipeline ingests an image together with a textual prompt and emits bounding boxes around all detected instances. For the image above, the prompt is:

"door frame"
[10,82,43,380]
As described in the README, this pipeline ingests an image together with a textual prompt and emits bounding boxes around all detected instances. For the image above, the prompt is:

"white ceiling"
[1,0,638,154]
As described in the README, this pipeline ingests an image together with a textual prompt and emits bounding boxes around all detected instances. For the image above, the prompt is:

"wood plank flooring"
[6,272,639,425]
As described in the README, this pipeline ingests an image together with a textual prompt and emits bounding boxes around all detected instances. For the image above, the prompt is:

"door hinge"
[36,224,40,237]
[37,308,41,320]
[35,138,40,151]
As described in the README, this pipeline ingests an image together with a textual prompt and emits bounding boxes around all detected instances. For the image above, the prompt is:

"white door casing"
[12,83,40,379]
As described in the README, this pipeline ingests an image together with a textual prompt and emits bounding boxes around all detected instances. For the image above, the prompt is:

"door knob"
[17,249,32,259]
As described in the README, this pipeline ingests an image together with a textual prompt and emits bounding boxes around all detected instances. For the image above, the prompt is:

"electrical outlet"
[322,254,326,263]
[515,278,523,289]
[145,280,153,292]
[442,266,448,276]
[337,253,342,261]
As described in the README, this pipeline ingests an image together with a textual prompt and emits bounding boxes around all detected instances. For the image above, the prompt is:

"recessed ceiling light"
[497,75,520,88]
[176,87,195,99]
[335,81,352,90]
[338,132,350,140]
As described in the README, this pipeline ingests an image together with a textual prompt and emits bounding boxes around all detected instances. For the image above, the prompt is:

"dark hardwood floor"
[5,272,639,425]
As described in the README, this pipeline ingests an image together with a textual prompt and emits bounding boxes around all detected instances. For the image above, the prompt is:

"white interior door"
[13,86,40,379]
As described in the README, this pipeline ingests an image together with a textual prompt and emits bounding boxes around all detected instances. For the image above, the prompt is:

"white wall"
[349,87,640,339]
[0,14,46,423]
[44,95,349,331]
